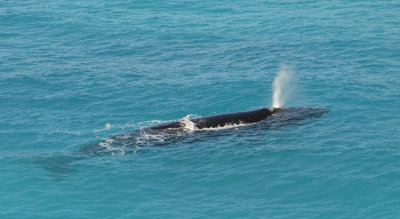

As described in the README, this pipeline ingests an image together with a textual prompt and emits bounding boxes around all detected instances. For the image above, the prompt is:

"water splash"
[272,64,293,108]
[181,114,197,131]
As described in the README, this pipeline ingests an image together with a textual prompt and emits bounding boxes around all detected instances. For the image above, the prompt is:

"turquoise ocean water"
[1,0,400,218]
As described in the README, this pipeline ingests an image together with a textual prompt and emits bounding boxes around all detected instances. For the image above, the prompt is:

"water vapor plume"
[272,64,293,108]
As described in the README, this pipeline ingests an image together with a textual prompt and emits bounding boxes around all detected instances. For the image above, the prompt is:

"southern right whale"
[38,106,329,178]
[150,107,280,130]
[79,106,328,155]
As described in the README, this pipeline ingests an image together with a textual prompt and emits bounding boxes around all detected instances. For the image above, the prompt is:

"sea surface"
[1,0,399,218]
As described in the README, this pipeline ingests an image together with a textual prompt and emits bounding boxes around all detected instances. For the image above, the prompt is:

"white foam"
[94,123,114,133]
[135,130,167,146]
[198,121,253,131]
[180,114,197,131]
[97,137,130,155]
[98,137,114,150]
[178,114,256,131]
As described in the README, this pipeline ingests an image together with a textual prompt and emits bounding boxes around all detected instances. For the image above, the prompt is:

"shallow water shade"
[1,0,400,218]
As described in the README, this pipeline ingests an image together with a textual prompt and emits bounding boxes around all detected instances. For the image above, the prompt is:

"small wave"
[138,120,170,126]
[48,129,81,136]
[93,123,112,132]
[93,120,171,133]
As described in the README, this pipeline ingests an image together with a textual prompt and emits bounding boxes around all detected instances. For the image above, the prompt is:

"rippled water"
[1,0,399,218]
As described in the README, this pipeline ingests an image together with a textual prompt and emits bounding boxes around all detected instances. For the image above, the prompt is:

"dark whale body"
[150,107,280,130]
[77,107,282,157]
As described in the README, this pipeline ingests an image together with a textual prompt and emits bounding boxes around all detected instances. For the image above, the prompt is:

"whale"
[77,107,282,156]
[81,106,327,153]
[37,106,328,178]
[149,107,281,130]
